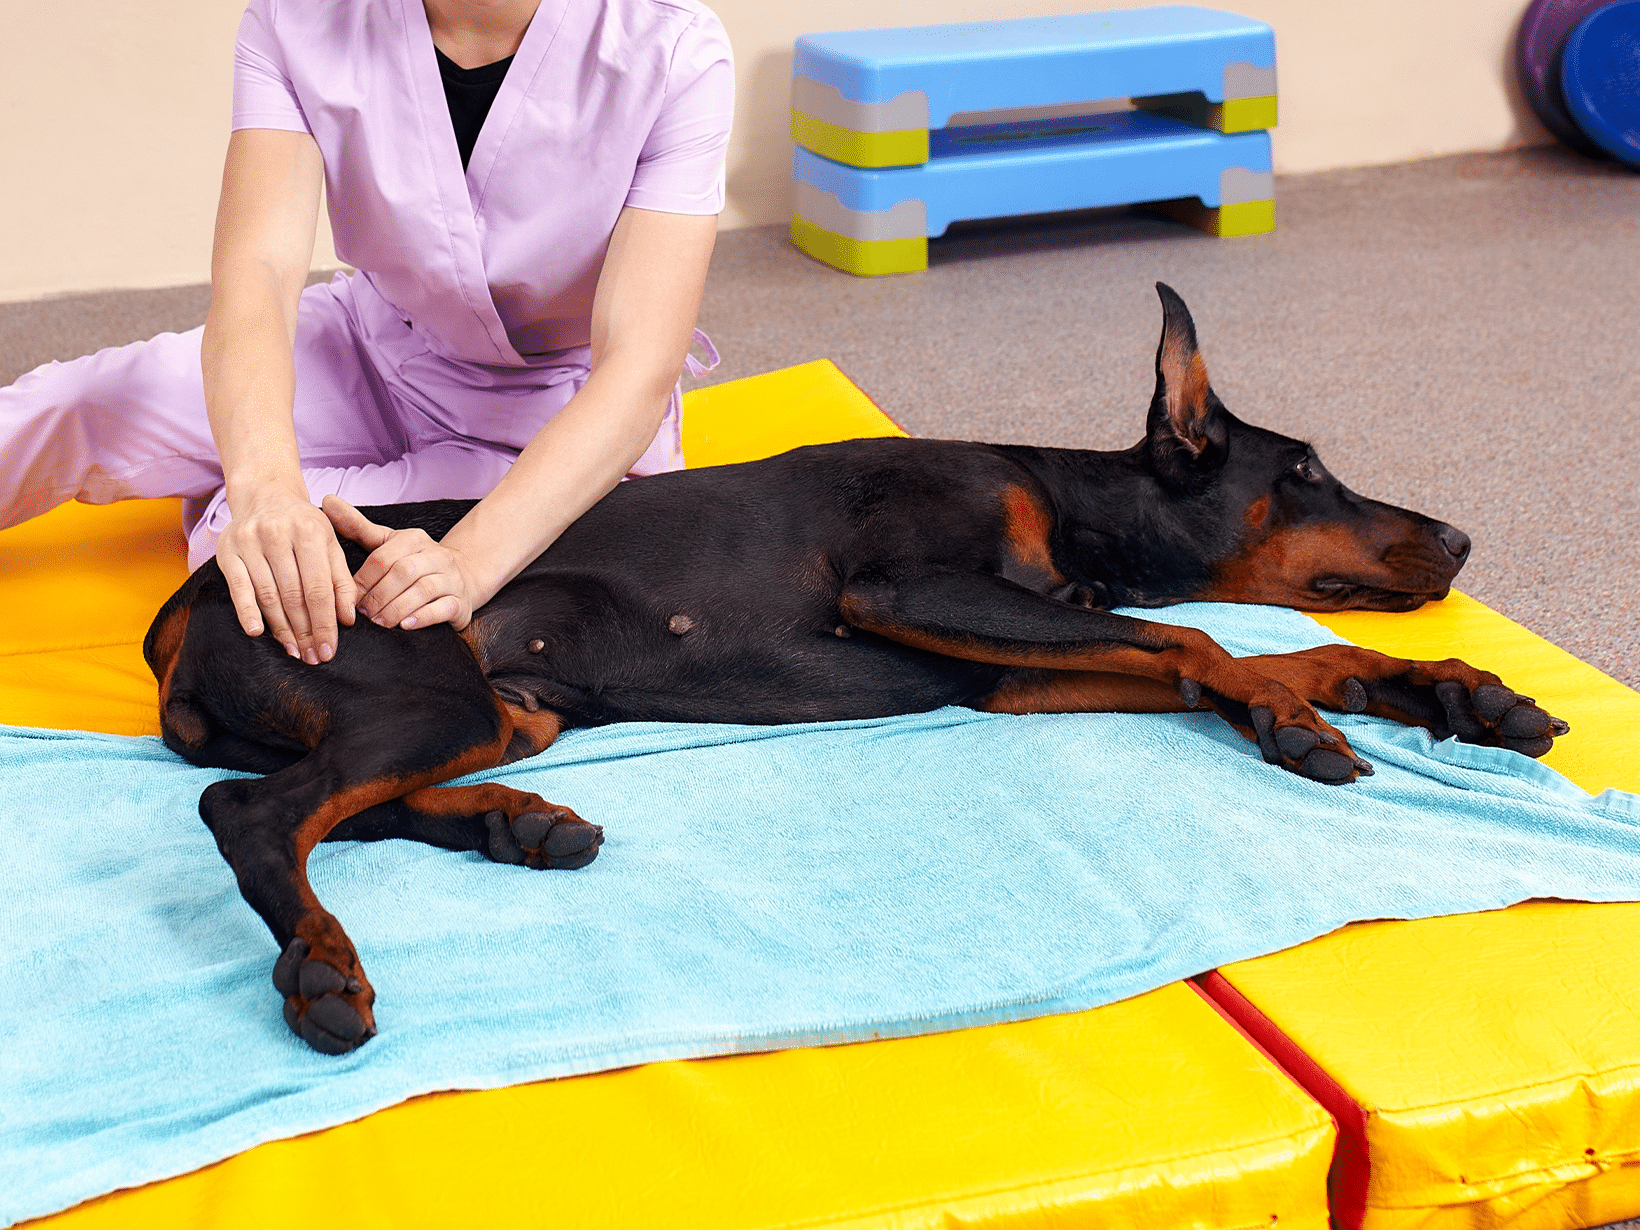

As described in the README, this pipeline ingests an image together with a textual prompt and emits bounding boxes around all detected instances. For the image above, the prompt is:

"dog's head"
[1132,283,1468,612]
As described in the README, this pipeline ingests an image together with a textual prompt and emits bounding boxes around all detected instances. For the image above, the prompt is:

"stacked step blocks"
[790,5,1278,276]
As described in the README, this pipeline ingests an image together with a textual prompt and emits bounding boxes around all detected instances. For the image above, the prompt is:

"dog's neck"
[992,443,1239,608]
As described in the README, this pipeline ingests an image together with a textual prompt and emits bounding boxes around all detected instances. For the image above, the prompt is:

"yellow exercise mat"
[681,356,909,466]
[0,497,186,736]
[30,985,1336,1230]
[1214,600,1640,1230]
[7,359,1334,1230]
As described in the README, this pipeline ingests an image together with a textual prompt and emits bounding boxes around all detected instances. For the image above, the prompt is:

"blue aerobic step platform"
[788,6,1278,275]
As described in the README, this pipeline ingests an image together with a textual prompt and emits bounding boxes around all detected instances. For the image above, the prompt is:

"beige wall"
[0,0,1547,302]
[0,0,339,302]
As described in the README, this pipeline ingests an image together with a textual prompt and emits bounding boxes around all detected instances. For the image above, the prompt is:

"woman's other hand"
[324,496,485,632]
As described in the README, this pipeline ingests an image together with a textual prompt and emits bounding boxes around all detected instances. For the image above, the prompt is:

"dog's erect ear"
[1145,282,1228,485]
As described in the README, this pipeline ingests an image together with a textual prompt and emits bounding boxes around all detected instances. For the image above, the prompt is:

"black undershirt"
[435,48,514,169]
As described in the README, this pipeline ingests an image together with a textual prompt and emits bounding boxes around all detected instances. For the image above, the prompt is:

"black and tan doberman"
[146,284,1567,1053]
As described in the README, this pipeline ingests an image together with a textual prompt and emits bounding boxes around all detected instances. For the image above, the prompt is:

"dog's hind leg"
[198,695,522,1054]
[324,704,603,867]
[329,784,604,870]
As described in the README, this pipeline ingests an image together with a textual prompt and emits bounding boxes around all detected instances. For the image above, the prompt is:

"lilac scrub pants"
[0,273,706,570]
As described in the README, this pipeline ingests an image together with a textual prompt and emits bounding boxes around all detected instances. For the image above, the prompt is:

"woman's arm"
[329,205,719,631]
[203,127,356,664]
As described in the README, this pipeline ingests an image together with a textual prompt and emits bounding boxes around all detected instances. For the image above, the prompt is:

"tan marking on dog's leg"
[498,703,564,764]
[983,670,1190,714]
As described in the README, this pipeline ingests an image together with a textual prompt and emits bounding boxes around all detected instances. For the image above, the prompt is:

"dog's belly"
[472,583,1004,728]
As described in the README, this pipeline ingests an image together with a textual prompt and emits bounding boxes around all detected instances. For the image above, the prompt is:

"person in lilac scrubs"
[0,0,733,666]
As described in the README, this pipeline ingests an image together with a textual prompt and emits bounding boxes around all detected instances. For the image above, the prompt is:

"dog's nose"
[1437,524,1471,563]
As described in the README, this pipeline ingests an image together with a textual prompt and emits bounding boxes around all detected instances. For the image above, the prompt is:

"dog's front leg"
[839,571,1372,783]
[1238,643,1570,757]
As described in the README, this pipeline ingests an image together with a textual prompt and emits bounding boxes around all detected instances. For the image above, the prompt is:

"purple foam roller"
[1517,0,1613,157]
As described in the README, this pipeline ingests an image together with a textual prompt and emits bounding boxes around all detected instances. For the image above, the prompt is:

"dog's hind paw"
[485,808,604,870]
[272,934,377,1055]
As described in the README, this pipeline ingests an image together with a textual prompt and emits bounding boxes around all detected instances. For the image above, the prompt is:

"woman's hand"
[217,482,357,663]
[324,496,485,632]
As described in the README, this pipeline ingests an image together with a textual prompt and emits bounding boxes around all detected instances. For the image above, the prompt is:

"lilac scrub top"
[232,0,734,370]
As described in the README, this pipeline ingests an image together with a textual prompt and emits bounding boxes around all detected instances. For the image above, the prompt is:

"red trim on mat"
[1185,977,1311,1083]
[1195,972,1373,1230]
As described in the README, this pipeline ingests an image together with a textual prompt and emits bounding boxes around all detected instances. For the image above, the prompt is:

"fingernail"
[319,643,334,662]
[284,643,299,659]
[402,617,418,629]
[303,648,319,666]
[372,616,389,627]
[247,623,263,636]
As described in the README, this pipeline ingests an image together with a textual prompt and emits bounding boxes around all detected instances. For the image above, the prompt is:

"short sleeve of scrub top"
[624,10,735,215]
[232,2,313,134]
[222,0,736,364]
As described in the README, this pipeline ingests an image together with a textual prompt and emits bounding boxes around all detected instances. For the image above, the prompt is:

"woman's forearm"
[201,267,306,498]
[203,129,324,498]
[202,127,355,665]
[439,206,718,603]
[438,358,679,602]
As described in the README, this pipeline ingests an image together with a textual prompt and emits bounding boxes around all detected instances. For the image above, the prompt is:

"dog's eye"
[1294,458,1318,482]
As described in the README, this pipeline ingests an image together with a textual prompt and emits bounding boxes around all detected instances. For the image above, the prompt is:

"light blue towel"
[2,603,1638,1225]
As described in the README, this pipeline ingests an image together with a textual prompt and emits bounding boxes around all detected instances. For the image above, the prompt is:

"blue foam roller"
[1563,0,1640,168]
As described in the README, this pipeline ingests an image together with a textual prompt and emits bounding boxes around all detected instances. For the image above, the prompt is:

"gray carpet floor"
[3,145,1636,694]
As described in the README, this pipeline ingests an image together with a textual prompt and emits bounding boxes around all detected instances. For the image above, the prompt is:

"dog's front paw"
[1192,668,1373,784]
[1432,680,1567,757]
[272,932,376,1055]
[1339,667,1569,758]
[484,807,603,870]
[1244,687,1373,784]
[1262,646,1570,761]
